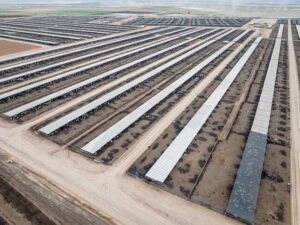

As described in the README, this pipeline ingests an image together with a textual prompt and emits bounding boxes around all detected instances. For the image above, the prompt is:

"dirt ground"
[288,20,300,225]
[0,19,297,225]
[0,39,41,57]
[0,147,111,225]
[0,117,241,225]
[129,27,291,225]
[0,28,254,225]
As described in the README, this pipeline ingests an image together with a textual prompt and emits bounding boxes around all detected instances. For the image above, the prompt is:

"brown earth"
[130,28,291,225]
[0,29,253,225]
[0,147,112,225]
[0,19,296,225]
[0,39,41,57]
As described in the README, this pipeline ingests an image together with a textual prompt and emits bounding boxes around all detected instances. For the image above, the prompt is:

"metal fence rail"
[146,37,261,183]
[226,24,283,225]
[77,30,250,155]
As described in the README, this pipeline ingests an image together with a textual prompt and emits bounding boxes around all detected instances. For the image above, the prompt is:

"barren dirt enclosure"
[0,13,298,225]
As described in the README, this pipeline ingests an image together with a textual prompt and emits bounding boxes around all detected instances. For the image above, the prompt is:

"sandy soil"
[17,30,221,128]
[0,20,296,225]
[243,19,277,39]
[128,28,291,225]
[0,39,41,57]
[129,36,290,225]
[255,39,290,225]
[0,148,111,225]
[0,119,241,225]
[128,40,252,200]
[288,20,300,225]
[0,26,151,63]
[0,31,255,225]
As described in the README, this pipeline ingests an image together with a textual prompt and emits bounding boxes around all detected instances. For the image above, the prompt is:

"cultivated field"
[0,14,298,225]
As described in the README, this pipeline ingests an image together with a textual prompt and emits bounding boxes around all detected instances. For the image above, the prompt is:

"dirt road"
[19,30,225,127]
[0,148,111,225]
[0,30,257,225]
[288,20,300,225]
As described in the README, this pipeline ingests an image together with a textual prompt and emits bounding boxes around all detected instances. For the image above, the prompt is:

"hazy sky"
[0,0,299,3]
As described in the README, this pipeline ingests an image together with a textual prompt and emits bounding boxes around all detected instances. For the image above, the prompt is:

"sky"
[0,0,299,3]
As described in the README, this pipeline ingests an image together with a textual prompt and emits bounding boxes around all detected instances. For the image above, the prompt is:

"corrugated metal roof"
[251,24,283,135]
[146,36,261,183]
[226,24,283,225]
[296,25,300,39]
[37,29,227,133]
[0,33,58,45]
[79,30,250,155]
[0,27,190,85]
[0,28,200,102]
[0,27,82,40]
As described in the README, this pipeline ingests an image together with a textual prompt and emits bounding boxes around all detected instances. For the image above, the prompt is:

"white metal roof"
[0,33,58,45]
[0,27,82,40]
[251,24,283,135]
[0,27,172,72]
[0,25,92,38]
[225,24,284,224]
[5,21,131,32]
[5,25,94,39]
[78,30,250,155]
[37,29,229,134]
[146,36,261,183]
[5,23,109,35]
[0,28,200,100]
[296,25,300,39]
[0,27,161,64]
[0,28,190,84]
[5,29,219,118]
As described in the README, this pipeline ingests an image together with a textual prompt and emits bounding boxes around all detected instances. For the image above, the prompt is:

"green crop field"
[36,10,114,15]
[0,9,114,16]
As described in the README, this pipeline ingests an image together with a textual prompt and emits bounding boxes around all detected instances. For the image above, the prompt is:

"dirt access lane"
[0,34,253,225]
[0,29,257,225]
[0,147,112,225]
[288,19,300,225]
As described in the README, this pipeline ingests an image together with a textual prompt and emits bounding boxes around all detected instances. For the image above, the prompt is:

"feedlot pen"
[0,15,295,225]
